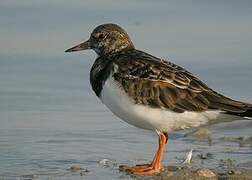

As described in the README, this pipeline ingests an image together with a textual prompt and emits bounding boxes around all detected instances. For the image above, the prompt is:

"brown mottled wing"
[112,51,249,113]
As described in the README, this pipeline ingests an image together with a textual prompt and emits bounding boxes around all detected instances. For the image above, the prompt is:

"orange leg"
[122,131,168,175]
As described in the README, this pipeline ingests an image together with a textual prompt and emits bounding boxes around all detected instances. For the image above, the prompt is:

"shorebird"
[65,23,252,175]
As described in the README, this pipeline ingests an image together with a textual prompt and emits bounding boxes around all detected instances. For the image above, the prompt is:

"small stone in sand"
[190,128,210,139]
[99,159,111,167]
[166,165,180,171]
[196,168,216,178]
[238,136,246,147]
[80,169,90,176]
[198,153,213,160]
[238,136,252,147]
[228,169,242,175]
[70,165,82,172]
[161,170,174,177]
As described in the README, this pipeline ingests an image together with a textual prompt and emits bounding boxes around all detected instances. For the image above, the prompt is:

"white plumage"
[101,76,222,133]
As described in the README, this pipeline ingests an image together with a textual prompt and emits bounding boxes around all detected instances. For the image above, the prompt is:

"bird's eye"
[98,33,106,40]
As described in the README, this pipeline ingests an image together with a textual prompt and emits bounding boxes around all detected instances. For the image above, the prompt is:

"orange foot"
[121,163,164,175]
[120,131,168,176]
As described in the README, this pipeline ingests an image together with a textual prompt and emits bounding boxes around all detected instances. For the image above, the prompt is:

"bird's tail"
[226,103,252,118]
[206,91,252,118]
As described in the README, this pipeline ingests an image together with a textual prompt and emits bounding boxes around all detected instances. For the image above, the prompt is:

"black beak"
[65,40,90,52]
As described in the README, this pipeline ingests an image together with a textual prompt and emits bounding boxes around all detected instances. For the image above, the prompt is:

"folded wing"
[112,52,251,115]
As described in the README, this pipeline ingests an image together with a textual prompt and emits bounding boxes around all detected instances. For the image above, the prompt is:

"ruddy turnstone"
[65,23,252,175]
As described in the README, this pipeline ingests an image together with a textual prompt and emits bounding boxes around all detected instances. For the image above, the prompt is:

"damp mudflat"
[0,1,252,179]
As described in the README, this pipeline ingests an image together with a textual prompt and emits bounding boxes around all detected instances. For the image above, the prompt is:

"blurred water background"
[0,0,252,179]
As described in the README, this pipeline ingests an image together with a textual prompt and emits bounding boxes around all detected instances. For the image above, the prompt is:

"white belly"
[100,76,221,133]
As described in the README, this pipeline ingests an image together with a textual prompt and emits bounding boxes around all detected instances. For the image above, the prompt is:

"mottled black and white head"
[65,23,135,56]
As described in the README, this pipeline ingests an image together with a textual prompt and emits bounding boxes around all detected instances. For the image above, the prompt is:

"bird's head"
[65,23,135,56]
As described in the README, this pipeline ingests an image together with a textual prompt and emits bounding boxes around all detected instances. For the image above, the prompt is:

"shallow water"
[1,1,252,179]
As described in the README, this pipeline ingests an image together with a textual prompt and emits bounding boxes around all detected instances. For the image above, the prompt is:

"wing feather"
[110,50,249,114]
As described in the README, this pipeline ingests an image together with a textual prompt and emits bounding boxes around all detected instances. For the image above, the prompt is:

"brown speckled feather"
[110,49,251,114]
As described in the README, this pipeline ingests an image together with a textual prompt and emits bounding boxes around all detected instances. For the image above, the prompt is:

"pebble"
[166,165,180,171]
[99,159,110,165]
[198,153,213,160]
[196,168,216,178]
[190,128,210,139]
[228,169,242,175]
[70,165,82,172]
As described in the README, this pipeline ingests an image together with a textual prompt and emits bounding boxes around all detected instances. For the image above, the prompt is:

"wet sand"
[119,165,252,180]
